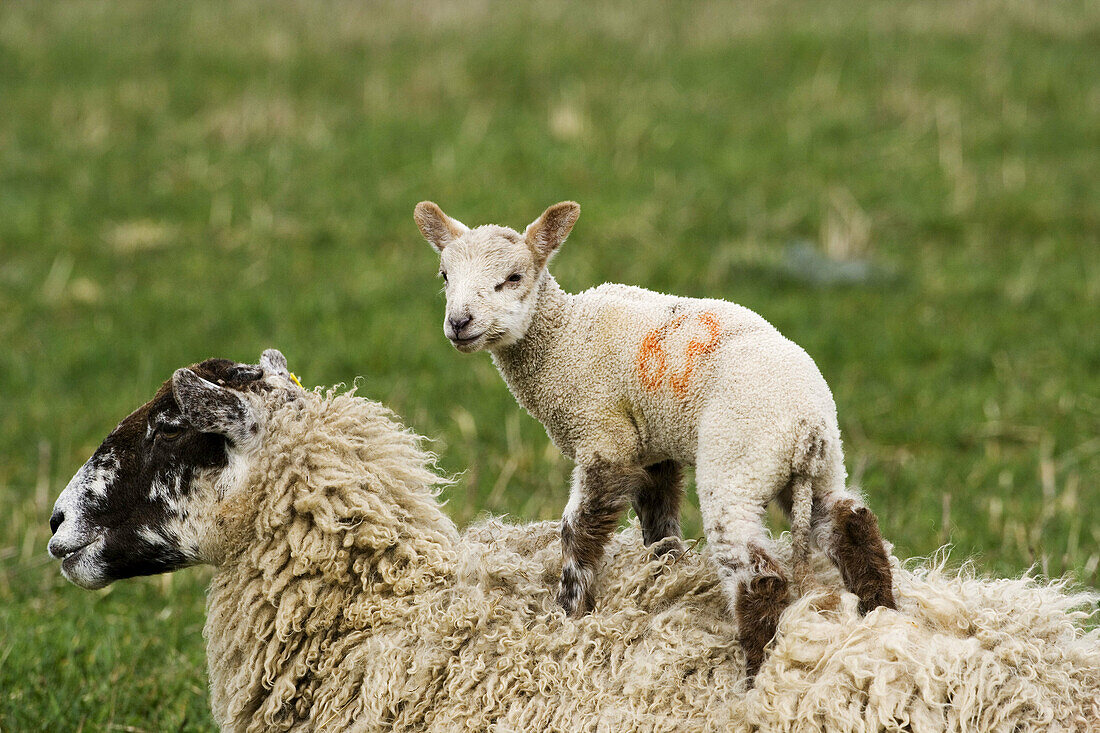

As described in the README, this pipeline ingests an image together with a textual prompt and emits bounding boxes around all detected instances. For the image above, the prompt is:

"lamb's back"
[565,282,827,461]
[572,283,781,364]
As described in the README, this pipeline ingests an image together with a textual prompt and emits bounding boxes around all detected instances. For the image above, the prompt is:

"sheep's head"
[414,201,580,353]
[48,349,301,589]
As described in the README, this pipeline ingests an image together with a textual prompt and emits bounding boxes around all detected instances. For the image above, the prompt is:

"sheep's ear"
[414,201,468,254]
[524,201,580,266]
[260,348,287,373]
[172,368,258,444]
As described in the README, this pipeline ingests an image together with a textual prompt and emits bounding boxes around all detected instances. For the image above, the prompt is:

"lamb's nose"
[50,509,64,535]
[449,315,473,334]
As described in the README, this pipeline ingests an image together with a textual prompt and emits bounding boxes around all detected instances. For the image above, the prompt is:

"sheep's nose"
[50,509,64,535]
[449,315,473,334]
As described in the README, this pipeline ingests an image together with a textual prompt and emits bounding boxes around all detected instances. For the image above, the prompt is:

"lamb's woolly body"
[490,270,867,629]
[493,275,838,473]
[204,389,1100,732]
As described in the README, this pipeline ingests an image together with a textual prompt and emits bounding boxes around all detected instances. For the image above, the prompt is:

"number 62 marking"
[636,311,720,399]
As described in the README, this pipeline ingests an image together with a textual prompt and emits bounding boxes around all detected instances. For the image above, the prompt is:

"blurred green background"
[2,0,1098,728]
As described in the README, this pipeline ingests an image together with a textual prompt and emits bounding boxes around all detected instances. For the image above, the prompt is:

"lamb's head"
[48,349,301,589]
[414,200,580,352]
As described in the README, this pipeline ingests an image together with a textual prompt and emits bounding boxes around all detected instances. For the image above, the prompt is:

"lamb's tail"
[789,474,814,594]
[790,421,828,595]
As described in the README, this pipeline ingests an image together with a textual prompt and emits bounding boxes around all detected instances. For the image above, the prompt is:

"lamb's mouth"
[449,332,488,350]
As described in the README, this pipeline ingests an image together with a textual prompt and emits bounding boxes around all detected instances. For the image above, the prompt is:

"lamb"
[413,200,896,677]
[47,350,1100,731]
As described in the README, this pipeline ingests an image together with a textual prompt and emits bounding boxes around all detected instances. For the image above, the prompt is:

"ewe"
[48,351,1100,731]
[414,200,895,677]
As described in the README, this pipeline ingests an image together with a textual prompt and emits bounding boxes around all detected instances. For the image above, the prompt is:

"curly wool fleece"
[202,388,1100,732]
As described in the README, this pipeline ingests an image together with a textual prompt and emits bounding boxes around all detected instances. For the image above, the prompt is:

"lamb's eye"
[496,273,522,291]
[439,271,448,283]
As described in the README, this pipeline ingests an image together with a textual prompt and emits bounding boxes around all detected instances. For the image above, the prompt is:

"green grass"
[2,0,1098,728]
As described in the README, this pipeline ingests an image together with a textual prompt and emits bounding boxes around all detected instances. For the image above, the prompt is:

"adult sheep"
[48,350,1100,731]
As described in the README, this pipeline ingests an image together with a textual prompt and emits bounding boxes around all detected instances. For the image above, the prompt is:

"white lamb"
[47,351,1100,731]
[414,200,897,677]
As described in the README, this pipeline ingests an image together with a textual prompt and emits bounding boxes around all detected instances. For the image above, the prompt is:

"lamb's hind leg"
[706,502,790,682]
[812,487,896,613]
[696,457,791,681]
[780,429,897,613]
[632,460,683,554]
[558,458,641,617]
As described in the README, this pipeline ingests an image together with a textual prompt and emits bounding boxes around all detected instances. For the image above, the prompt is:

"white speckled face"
[414,201,581,353]
[48,452,118,589]
[47,350,296,589]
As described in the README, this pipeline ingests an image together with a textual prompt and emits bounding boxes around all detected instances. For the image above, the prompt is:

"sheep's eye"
[439,271,448,283]
[157,425,184,441]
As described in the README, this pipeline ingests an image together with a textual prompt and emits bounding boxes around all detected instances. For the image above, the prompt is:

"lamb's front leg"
[558,458,644,616]
[633,460,684,552]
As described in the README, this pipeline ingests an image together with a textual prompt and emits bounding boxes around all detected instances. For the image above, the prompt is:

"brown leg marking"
[830,500,897,613]
[558,459,640,616]
[632,460,683,552]
[735,545,790,683]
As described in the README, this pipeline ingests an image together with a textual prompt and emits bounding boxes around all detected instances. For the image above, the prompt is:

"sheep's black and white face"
[48,349,298,589]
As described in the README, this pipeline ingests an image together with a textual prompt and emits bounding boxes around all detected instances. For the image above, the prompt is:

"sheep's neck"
[204,486,459,725]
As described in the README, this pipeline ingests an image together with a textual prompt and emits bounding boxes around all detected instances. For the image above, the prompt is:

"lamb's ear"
[172,368,259,444]
[414,201,468,253]
[524,201,580,266]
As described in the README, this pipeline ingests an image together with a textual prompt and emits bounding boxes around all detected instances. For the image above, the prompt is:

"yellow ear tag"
[289,372,303,389]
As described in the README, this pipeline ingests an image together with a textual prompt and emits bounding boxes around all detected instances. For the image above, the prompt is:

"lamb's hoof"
[650,536,686,560]
[557,572,593,617]
[858,590,898,615]
[557,589,593,618]
[743,652,764,686]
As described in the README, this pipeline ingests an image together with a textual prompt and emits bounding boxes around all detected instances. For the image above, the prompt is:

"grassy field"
[2,0,1098,728]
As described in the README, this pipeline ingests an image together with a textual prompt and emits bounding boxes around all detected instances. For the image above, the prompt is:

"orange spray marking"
[669,311,720,398]
[637,314,684,391]
[636,311,721,399]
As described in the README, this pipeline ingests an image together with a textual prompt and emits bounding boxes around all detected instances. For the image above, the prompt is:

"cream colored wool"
[202,387,1100,732]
